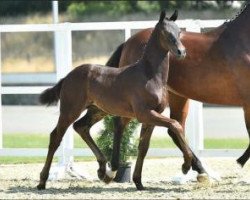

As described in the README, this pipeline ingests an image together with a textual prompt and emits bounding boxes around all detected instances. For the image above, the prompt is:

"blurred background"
[0,0,245,104]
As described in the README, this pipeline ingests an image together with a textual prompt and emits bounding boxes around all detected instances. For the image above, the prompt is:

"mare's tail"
[105,43,124,67]
[39,78,65,106]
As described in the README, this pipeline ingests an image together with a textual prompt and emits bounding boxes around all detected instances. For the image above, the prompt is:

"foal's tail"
[39,78,65,106]
[105,43,124,67]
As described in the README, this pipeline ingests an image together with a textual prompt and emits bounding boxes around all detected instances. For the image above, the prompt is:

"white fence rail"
[0,19,244,160]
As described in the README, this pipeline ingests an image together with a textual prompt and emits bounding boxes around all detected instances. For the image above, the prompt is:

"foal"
[37,11,187,190]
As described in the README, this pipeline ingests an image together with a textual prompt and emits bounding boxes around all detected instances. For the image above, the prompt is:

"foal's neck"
[140,25,169,79]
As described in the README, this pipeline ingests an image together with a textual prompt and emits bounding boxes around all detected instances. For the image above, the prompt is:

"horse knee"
[168,119,183,135]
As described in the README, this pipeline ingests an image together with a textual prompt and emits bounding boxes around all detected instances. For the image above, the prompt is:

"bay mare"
[37,11,193,190]
[80,2,250,189]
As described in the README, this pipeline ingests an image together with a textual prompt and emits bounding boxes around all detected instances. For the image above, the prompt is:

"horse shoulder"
[144,80,168,110]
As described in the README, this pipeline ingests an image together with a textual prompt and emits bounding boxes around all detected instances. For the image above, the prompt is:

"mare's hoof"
[197,173,209,183]
[182,163,191,174]
[135,182,145,190]
[102,174,113,184]
[37,183,46,190]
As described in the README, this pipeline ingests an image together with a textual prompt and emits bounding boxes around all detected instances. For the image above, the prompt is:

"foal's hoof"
[135,182,145,190]
[182,163,191,174]
[236,158,244,168]
[102,174,113,184]
[37,183,46,190]
[197,173,209,183]
[97,169,105,181]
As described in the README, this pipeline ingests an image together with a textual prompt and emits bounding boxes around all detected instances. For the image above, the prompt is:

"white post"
[55,26,74,166]
[49,25,78,180]
[125,28,131,41]
[52,1,59,24]
[185,20,204,155]
[0,32,2,149]
[49,0,74,179]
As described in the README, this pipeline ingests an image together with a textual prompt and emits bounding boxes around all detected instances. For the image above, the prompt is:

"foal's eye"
[168,35,176,43]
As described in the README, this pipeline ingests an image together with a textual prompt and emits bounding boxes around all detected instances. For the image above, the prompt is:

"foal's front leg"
[133,123,154,190]
[134,109,193,183]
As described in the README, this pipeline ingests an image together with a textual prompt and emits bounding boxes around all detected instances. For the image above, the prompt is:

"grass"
[1,133,248,164]
[3,133,89,148]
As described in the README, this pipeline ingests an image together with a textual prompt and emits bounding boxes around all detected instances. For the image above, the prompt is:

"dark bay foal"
[37,11,188,190]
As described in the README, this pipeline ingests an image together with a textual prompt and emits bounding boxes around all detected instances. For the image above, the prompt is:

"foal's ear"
[169,10,178,21]
[159,10,166,23]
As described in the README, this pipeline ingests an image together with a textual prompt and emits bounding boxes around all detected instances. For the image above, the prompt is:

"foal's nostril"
[177,49,182,55]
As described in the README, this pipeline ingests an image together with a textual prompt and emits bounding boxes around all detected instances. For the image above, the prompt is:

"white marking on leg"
[105,163,117,179]
[106,170,117,179]
[200,158,221,181]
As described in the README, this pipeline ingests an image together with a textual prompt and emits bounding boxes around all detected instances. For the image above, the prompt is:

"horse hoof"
[97,169,105,181]
[182,163,190,174]
[37,183,46,190]
[102,174,113,184]
[197,173,209,183]
[236,159,244,168]
[135,182,145,190]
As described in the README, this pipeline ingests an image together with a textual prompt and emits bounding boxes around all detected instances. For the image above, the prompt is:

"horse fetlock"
[191,158,206,174]
[182,162,191,174]
[39,170,49,182]
[135,182,145,190]
[133,176,144,190]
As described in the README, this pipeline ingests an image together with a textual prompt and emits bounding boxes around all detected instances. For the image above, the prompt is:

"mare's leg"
[237,106,250,166]
[73,106,107,180]
[169,92,206,175]
[133,124,154,190]
[103,117,130,183]
[37,111,80,190]
[136,108,193,175]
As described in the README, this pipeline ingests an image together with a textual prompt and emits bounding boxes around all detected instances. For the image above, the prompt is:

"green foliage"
[3,133,89,148]
[96,116,139,165]
[0,0,70,16]
[0,0,246,18]
[67,1,133,19]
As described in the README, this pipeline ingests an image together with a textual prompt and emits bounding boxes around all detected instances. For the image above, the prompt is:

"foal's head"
[157,10,186,59]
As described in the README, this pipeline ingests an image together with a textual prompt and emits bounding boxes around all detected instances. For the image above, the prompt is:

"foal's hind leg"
[168,92,207,176]
[103,117,130,183]
[37,113,78,190]
[237,106,250,167]
[73,106,108,180]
